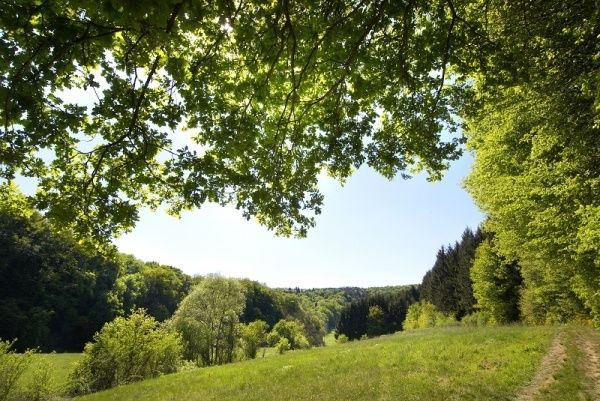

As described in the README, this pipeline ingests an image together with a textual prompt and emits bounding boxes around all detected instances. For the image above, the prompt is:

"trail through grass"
[76,326,557,401]
[527,326,600,401]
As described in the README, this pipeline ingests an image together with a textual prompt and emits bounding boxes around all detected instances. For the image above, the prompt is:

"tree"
[238,320,268,360]
[463,1,600,324]
[366,305,385,337]
[420,227,484,319]
[0,208,120,352]
[470,239,522,323]
[239,280,283,328]
[169,276,246,366]
[0,0,469,242]
[403,301,456,330]
[112,255,192,321]
[267,319,309,350]
[335,287,419,339]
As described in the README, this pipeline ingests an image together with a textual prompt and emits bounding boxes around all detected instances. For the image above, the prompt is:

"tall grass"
[76,325,557,401]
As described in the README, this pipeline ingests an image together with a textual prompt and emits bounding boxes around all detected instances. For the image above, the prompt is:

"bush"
[336,334,349,344]
[17,358,53,401]
[69,309,182,395]
[0,340,35,401]
[238,320,268,359]
[276,338,290,354]
[461,311,496,327]
[267,320,309,350]
[403,302,457,330]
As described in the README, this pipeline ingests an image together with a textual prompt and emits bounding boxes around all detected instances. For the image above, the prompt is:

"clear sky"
[113,154,484,288]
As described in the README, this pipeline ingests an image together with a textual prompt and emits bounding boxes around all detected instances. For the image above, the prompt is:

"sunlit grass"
[76,325,557,401]
[17,353,82,395]
[535,326,600,401]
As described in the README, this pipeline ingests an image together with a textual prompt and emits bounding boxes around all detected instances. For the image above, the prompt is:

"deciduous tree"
[1,0,468,242]
[169,276,245,366]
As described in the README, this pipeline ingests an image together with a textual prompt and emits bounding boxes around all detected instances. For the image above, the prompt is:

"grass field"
[16,353,81,396]
[74,325,559,401]
[15,325,598,401]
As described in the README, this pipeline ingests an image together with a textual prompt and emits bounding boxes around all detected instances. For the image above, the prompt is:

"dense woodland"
[0,182,525,354]
[0,0,599,398]
[0,190,387,352]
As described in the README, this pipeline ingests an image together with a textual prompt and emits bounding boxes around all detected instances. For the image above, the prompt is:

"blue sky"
[114,153,484,288]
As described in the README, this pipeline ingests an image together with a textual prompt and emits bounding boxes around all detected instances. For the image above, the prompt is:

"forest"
[0,0,599,399]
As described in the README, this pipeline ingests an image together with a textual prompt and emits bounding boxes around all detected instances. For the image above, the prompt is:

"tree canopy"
[463,1,600,324]
[1,0,473,241]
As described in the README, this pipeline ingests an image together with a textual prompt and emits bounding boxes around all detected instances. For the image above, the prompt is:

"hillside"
[74,325,572,401]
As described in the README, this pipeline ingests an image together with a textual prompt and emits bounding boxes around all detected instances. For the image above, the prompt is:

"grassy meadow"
[73,325,558,401]
[16,353,81,395]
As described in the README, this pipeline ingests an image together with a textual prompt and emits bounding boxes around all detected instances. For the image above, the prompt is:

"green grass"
[17,353,82,395]
[535,326,600,401]
[76,325,558,401]
[323,331,337,346]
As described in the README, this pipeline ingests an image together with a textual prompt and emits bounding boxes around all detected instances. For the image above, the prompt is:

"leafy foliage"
[463,0,600,325]
[112,254,193,321]
[238,320,268,360]
[0,189,195,351]
[0,340,35,401]
[239,280,284,328]
[69,309,182,395]
[267,319,309,350]
[0,210,120,352]
[403,301,457,330]
[0,0,468,242]
[169,276,246,366]
[470,239,522,324]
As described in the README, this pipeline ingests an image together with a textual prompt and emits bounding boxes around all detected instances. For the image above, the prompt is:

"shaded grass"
[77,325,557,401]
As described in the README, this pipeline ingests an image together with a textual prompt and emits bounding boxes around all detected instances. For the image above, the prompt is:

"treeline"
[0,208,194,351]
[410,227,523,327]
[420,228,484,319]
[335,287,420,340]
[0,188,349,352]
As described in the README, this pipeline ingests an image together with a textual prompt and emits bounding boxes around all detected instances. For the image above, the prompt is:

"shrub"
[267,320,309,350]
[0,340,35,401]
[403,302,457,330]
[17,358,53,401]
[461,311,496,327]
[276,338,290,354]
[238,320,268,359]
[69,309,182,395]
[336,334,349,344]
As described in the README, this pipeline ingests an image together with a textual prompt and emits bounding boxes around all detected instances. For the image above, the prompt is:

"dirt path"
[516,332,567,401]
[578,335,600,400]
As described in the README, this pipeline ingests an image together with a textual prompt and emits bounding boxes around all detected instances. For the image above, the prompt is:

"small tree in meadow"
[169,276,246,366]
[267,319,309,350]
[238,320,269,359]
[366,305,386,337]
[69,309,182,395]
